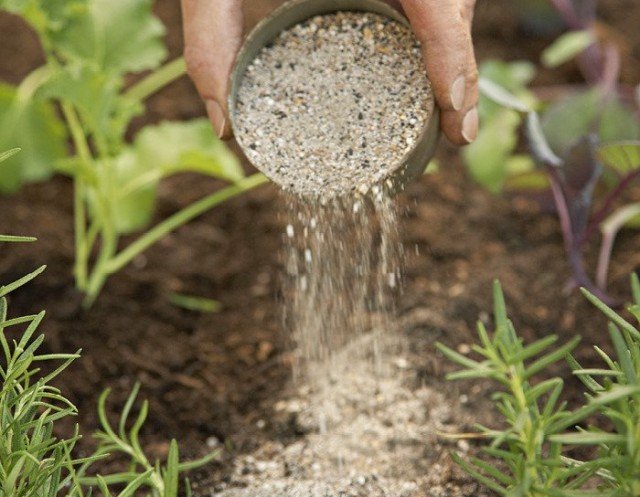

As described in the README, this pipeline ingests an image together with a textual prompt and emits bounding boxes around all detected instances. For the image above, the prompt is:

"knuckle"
[466,67,479,85]
[460,0,476,21]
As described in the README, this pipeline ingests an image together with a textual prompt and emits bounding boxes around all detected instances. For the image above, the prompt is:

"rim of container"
[228,0,439,194]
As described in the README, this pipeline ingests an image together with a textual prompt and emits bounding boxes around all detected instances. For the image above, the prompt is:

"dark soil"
[1,0,639,495]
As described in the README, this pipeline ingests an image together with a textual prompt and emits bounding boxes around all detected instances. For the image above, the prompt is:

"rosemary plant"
[0,232,218,496]
[438,278,640,496]
[0,234,84,496]
[75,384,219,497]
[0,0,267,307]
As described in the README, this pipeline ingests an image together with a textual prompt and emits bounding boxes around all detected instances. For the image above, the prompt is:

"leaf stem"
[596,203,640,291]
[105,173,267,275]
[83,188,119,308]
[60,102,92,291]
[15,66,51,104]
[124,57,187,103]
[582,170,640,244]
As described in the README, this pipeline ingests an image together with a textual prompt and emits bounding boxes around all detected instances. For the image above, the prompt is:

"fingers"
[400,0,479,145]
[384,0,404,11]
[181,0,244,139]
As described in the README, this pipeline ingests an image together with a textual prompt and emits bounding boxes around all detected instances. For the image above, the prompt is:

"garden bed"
[1,0,639,495]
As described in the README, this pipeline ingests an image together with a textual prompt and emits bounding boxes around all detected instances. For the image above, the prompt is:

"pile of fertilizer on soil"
[234,11,433,199]
[210,332,487,497]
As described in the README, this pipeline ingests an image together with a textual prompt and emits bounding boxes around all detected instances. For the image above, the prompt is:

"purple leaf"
[561,135,602,237]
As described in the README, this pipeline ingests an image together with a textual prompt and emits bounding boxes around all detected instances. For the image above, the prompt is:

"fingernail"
[206,99,226,139]
[462,107,479,143]
[450,75,466,111]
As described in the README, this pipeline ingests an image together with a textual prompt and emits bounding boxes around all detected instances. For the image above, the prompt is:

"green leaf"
[571,369,623,377]
[111,150,157,234]
[436,342,482,370]
[628,304,640,323]
[631,273,640,305]
[96,475,112,496]
[590,385,640,406]
[599,97,640,144]
[508,335,559,364]
[541,90,600,156]
[41,64,141,143]
[463,108,522,193]
[49,0,167,75]
[0,265,46,298]
[479,78,532,113]
[0,148,20,163]
[541,30,595,68]
[581,288,640,341]
[493,280,508,334]
[118,382,141,441]
[108,120,243,234]
[177,450,220,472]
[526,377,563,404]
[542,90,640,156]
[163,440,179,497]
[0,83,67,193]
[0,234,36,243]
[463,60,539,193]
[549,432,626,445]
[451,453,507,495]
[169,293,221,313]
[608,323,637,385]
[114,469,153,497]
[0,0,87,39]
[504,169,550,191]
[597,141,640,174]
[526,112,563,168]
[505,155,537,176]
[133,120,244,183]
[478,60,537,116]
[523,336,581,379]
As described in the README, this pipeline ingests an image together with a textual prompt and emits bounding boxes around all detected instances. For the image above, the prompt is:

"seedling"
[0,234,218,496]
[75,384,220,497]
[0,235,83,497]
[470,0,640,303]
[0,0,267,306]
[439,277,640,496]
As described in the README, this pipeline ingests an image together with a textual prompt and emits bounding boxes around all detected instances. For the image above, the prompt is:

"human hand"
[181,0,478,144]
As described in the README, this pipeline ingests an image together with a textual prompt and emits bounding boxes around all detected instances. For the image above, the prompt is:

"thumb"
[181,0,244,139]
[400,0,479,145]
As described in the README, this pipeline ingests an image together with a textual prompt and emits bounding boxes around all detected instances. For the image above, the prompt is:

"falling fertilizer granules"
[217,9,454,497]
[234,11,433,199]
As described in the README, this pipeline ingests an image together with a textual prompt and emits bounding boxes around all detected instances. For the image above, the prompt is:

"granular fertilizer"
[234,11,433,199]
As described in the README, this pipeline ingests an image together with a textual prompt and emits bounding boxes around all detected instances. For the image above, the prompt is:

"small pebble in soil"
[234,11,433,199]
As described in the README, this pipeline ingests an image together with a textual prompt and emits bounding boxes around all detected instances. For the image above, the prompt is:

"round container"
[228,0,440,195]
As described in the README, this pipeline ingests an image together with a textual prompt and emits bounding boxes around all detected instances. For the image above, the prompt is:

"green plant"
[75,385,219,496]
[0,234,83,496]
[438,277,640,496]
[468,0,640,303]
[0,0,267,306]
[470,1,639,196]
[0,232,218,496]
[464,60,538,193]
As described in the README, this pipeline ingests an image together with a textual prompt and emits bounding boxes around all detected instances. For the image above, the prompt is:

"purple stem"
[581,170,640,244]
[546,168,619,306]
[549,0,581,28]
[547,168,574,251]
[549,0,612,86]
[599,43,621,93]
